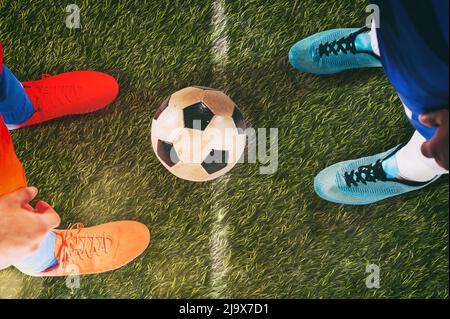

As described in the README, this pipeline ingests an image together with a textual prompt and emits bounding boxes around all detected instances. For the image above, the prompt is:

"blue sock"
[14,232,58,273]
[0,64,35,125]
[382,155,400,179]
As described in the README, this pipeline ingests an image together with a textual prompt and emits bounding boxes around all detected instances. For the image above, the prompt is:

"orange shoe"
[19,221,150,277]
[18,71,119,128]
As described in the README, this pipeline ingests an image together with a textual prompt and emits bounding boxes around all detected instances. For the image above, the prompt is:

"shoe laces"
[318,27,371,58]
[344,159,388,187]
[56,223,112,269]
[22,74,52,112]
[23,73,81,110]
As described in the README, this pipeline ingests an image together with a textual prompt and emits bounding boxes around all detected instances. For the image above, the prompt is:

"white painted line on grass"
[211,0,229,73]
[210,175,232,298]
[209,0,231,298]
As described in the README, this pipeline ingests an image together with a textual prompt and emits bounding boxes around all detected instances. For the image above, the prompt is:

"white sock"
[369,19,381,57]
[383,131,448,182]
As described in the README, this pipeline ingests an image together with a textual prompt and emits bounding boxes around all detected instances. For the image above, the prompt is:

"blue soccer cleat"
[289,27,382,74]
[314,145,440,205]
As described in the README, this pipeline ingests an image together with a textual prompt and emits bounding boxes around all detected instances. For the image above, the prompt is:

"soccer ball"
[151,86,247,182]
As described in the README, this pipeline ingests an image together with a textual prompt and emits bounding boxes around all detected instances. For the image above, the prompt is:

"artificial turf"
[0,0,448,299]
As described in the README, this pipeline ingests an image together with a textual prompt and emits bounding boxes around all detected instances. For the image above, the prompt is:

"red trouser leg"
[0,115,27,196]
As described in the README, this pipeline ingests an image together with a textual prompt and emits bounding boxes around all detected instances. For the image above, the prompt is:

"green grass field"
[0,0,448,299]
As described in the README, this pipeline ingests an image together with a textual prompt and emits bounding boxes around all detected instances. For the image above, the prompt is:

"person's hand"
[420,109,449,170]
[0,187,60,270]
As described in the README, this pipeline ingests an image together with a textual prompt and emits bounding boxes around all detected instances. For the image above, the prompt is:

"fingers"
[419,109,448,128]
[4,189,61,229]
[422,140,449,170]
[419,113,439,128]
[9,187,38,205]
[35,201,61,229]
[420,140,434,159]
[420,126,449,170]
[23,203,35,213]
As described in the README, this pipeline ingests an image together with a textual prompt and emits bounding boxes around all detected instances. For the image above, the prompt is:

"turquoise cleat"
[289,27,382,74]
[314,145,440,205]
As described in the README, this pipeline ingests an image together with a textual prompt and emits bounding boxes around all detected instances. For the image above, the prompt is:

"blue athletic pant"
[0,65,35,126]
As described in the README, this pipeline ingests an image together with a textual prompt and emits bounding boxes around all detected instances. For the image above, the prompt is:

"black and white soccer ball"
[151,87,247,182]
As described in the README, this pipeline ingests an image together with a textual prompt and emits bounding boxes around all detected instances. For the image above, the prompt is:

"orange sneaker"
[18,71,119,128]
[19,221,150,277]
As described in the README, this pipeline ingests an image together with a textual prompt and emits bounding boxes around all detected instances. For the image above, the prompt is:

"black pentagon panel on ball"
[183,102,214,131]
[157,140,180,167]
[154,96,171,120]
[232,106,246,132]
[201,149,229,174]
